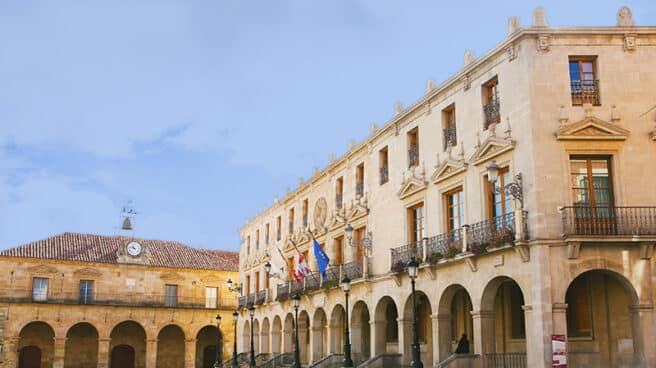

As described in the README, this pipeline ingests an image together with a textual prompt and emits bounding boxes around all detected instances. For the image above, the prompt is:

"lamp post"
[341,275,353,367]
[292,293,301,368]
[344,223,372,254]
[214,314,222,368]
[407,258,423,368]
[232,311,239,368]
[264,260,284,280]
[486,160,524,208]
[248,304,256,367]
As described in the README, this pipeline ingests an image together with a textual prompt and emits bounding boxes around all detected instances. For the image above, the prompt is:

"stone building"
[235,7,656,368]
[0,232,240,368]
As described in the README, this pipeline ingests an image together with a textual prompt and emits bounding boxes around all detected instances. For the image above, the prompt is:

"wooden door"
[19,346,41,368]
[111,345,135,368]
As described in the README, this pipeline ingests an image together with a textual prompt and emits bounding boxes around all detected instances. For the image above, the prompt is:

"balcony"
[483,96,500,128]
[561,206,656,237]
[426,229,462,261]
[443,124,457,150]
[408,145,419,168]
[304,274,321,292]
[276,282,290,302]
[466,211,524,253]
[238,294,249,309]
[1,289,236,310]
[379,165,389,185]
[254,290,266,305]
[390,241,423,273]
[570,79,600,105]
[356,181,364,197]
[335,193,343,209]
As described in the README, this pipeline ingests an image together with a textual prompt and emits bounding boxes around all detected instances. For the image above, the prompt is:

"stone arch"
[109,321,146,368]
[312,308,328,361]
[478,276,527,363]
[283,313,294,353]
[329,304,345,354]
[241,320,250,354]
[195,325,221,368]
[351,300,371,361]
[19,321,55,368]
[252,319,260,355]
[260,317,270,354]
[557,264,640,305]
[64,322,98,368]
[156,324,185,368]
[402,290,433,365]
[437,284,473,360]
[373,296,399,355]
[298,310,310,364]
[565,269,643,367]
[271,316,282,354]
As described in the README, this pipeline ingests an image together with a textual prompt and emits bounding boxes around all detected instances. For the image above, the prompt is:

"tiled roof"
[0,232,239,271]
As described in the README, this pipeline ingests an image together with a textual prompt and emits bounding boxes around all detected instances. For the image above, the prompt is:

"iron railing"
[303,214,308,227]
[390,241,423,272]
[426,228,462,261]
[276,228,281,241]
[304,273,321,292]
[408,145,419,167]
[276,282,290,302]
[484,352,526,368]
[484,96,500,128]
[342,259,364,281]
[255,290,266,305]
[379,165,389,184]
[288,221,294,234]
[258,352,293,368]
[570,79,600,105]
[335,192,343,209]
[443,124,457,150]
[467,212,522,253]
[356,181,364,197]
[561,206,656,236]
[238,295,248,309]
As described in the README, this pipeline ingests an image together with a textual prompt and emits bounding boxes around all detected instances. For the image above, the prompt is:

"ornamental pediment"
[397,177,427,200]
[556,117,629,141]
[347,202,369,222]
[327,211,346,231]
[431,159,467,184]
[200,275,222,284]
[470,137,515,166]
[160,271,185,281]
[27,264,58,275]
[73,267,102,278]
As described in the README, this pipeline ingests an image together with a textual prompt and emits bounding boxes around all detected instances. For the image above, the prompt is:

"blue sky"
[1,1,653,251]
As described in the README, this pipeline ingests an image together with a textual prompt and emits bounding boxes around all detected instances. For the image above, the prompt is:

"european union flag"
[313,239,330,279]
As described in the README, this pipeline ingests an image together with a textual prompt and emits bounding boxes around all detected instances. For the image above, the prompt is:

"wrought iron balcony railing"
[483,96,500,128]
[335,192,343,209]
[276,281,290,302]
[390,241,423,272]
[570,79,600,105]
[342,259,364,281]
[379,165,389,184]
[466,211,524,252]
[561,206,656,237]
[426,228,462,260]
[356,181,364,197]
[443,124,457,150]
[302,214,308,227]
[237,295,248,309]
[254,290,266,305]
[408,145,419,167]
[304,273,321,292]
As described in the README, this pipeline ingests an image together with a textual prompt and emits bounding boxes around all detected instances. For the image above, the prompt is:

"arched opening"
[312,308,328,361]
[157,325,185,368]
[351,301,371,362]
[260,318,270,354]
[480,277,527,367]
[252,319,260,356]
[65,322,98,368]
[19,321,55,368]
[271,316,282,353]
[402,290,433,365]
[196,325,221,368]
[241,320,250,354]
[109,321,146,368]
[437,285,473,361]
[298,311,310,364]
[565,270,641,368]
[283,313,294,353]
[373,296,399,355]
[329,305,345,354]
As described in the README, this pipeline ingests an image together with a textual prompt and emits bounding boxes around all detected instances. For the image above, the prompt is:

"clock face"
[126,241,142,257]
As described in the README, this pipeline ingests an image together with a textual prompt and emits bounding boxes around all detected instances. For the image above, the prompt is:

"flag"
[293,252,311,284]
[313,239,330,279]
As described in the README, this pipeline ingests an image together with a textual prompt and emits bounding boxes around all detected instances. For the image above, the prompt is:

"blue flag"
[313,239,330,279]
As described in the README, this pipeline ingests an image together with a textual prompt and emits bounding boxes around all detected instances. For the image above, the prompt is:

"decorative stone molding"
[552,303,568,313]
[470,137,515,166]
[505,42,518,61]
[160,271,184,282]
[567,242,581,259]
[431,159,467,184]
[558,105,569,125]
[617,6,635,27]
[426,80,436,94]
[532,7,548,27]
[424,266,436,280]
[623,34,636,51]
[461,74,471,91]
[27,264,59,275]
[514,242,530,262]
[639,242,654,260]
[398,166,428,200]
[394,102,404,115]
[507,16,520,36]
[464,258,477,272]
[463,50,474,66]
[537,34,550,52]
[346,201,369,222]
[555,116,629,141]
[313,197,328,229]
[73,267,102,278]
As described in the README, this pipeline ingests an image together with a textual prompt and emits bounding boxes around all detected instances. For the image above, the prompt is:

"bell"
[121,217,133,231]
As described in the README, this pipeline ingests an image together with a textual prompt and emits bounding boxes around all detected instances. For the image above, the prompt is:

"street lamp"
[264,261,284,280]
[486,160,524,209]
[214,315,222,368]
[344,224,373,255]
[341,275,353,367]
[232,311,239,368]
[248,304,256,367]
[292,293,301,368]
[407,258,423,368]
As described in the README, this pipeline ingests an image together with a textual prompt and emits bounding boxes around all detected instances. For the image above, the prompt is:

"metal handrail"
[561,206,656,236]
[483,96,500,127]
[443,124,457,150]
[390,241,422,272]
[570,79,600,105]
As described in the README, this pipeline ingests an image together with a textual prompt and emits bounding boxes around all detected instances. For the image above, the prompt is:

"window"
[302,199,309,227]
[407,127,419,168]
[356,163,365,197]
[288,208,295,234]
[32,278,48,301]
[255,271,260,293]
[246,235,251,255]
[486,167,513,219]
[355,226,366,260]
[79,280,94,304]
[379,147,389,185]
[256,230,260,250]
[205,287,218,308]
[385,303,398,342]
[288,257,295,280]
[265,271,270,289]
[566,275,592,337]
[334,236,344,265]
[336,177,344,209]
[408,203,425,245]
[276,216,282,241]
[507,283,526,339]
[445,187,464,232]
[569,56,599,105]
[570,156,613,217]
[265,223,270,245]
[165,285,178,307]
[245,275,251,295]
[442,104,457,150]
[483,77,500,129]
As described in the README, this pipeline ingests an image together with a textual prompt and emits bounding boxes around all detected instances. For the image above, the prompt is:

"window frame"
[568,56,600,106]
[442,104,457,150]
[482,77,500,129]
[32,277,49,302]
[407,127,419,168]
[205,286,218,309]
[407,202,425,244]
[445,187,465,232]
[165,284,178,307]
[379,146,389,185]
[79,279,94,305]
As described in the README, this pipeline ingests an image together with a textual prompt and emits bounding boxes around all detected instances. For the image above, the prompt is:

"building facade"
[0,232,240,368]
[236,7,656,368]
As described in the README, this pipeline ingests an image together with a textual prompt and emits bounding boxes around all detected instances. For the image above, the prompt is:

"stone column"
[184,338,196,368]
[433,314,449,365]
[471,310,494,357]
[631,304,656,367]
[97,338,111,368]
[309,326,320,363]
[146,339,158,368]
[53,337,67,368]
[2,337,20,368]
[370,319,385,356]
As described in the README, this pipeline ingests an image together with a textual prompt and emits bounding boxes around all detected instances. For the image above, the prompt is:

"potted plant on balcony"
[469,241,488,255]
[444,245,460,258]
[426,252,443,265]
[321,279,338,290]
[391,260,407,273]
[490,227,515,248]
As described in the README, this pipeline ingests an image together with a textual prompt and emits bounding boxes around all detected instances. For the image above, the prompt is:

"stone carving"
[532,7,548,27]
[611,105,621,122]
[506,43,518,61]
[537,34,550,52]
[461,74,471,91]
[370,123,379,134]
[470,137,516,166]
[464,50,474,66]
[73,267,102,278]
[426,79,436,93]
[329,153,336,163]
[394,102,404,115]
[508,16,520,35]
[617,6,635,27]
[558,105,569,125]
[623,34,636,51]
[555,116,630,141]
[313,197,328,229]
[348,140,356,151]
[27,264,59,275]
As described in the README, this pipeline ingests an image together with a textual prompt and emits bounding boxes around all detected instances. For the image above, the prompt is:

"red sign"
[552,334,567,368]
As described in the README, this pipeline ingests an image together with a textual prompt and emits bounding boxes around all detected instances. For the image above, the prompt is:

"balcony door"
[570,156,614,234]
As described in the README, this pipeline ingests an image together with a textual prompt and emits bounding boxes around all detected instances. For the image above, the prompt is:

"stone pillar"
[97,338,111,368]
[431,314,441,367]
[146,339,158,368]
[309,326,319,363]
[471,310,494,356]
[370,319,385,356]
[53,337,66,368]
[2,337,19,368]
[435,314,451,364]
[631,304,656,367]
[184,339,196,368]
